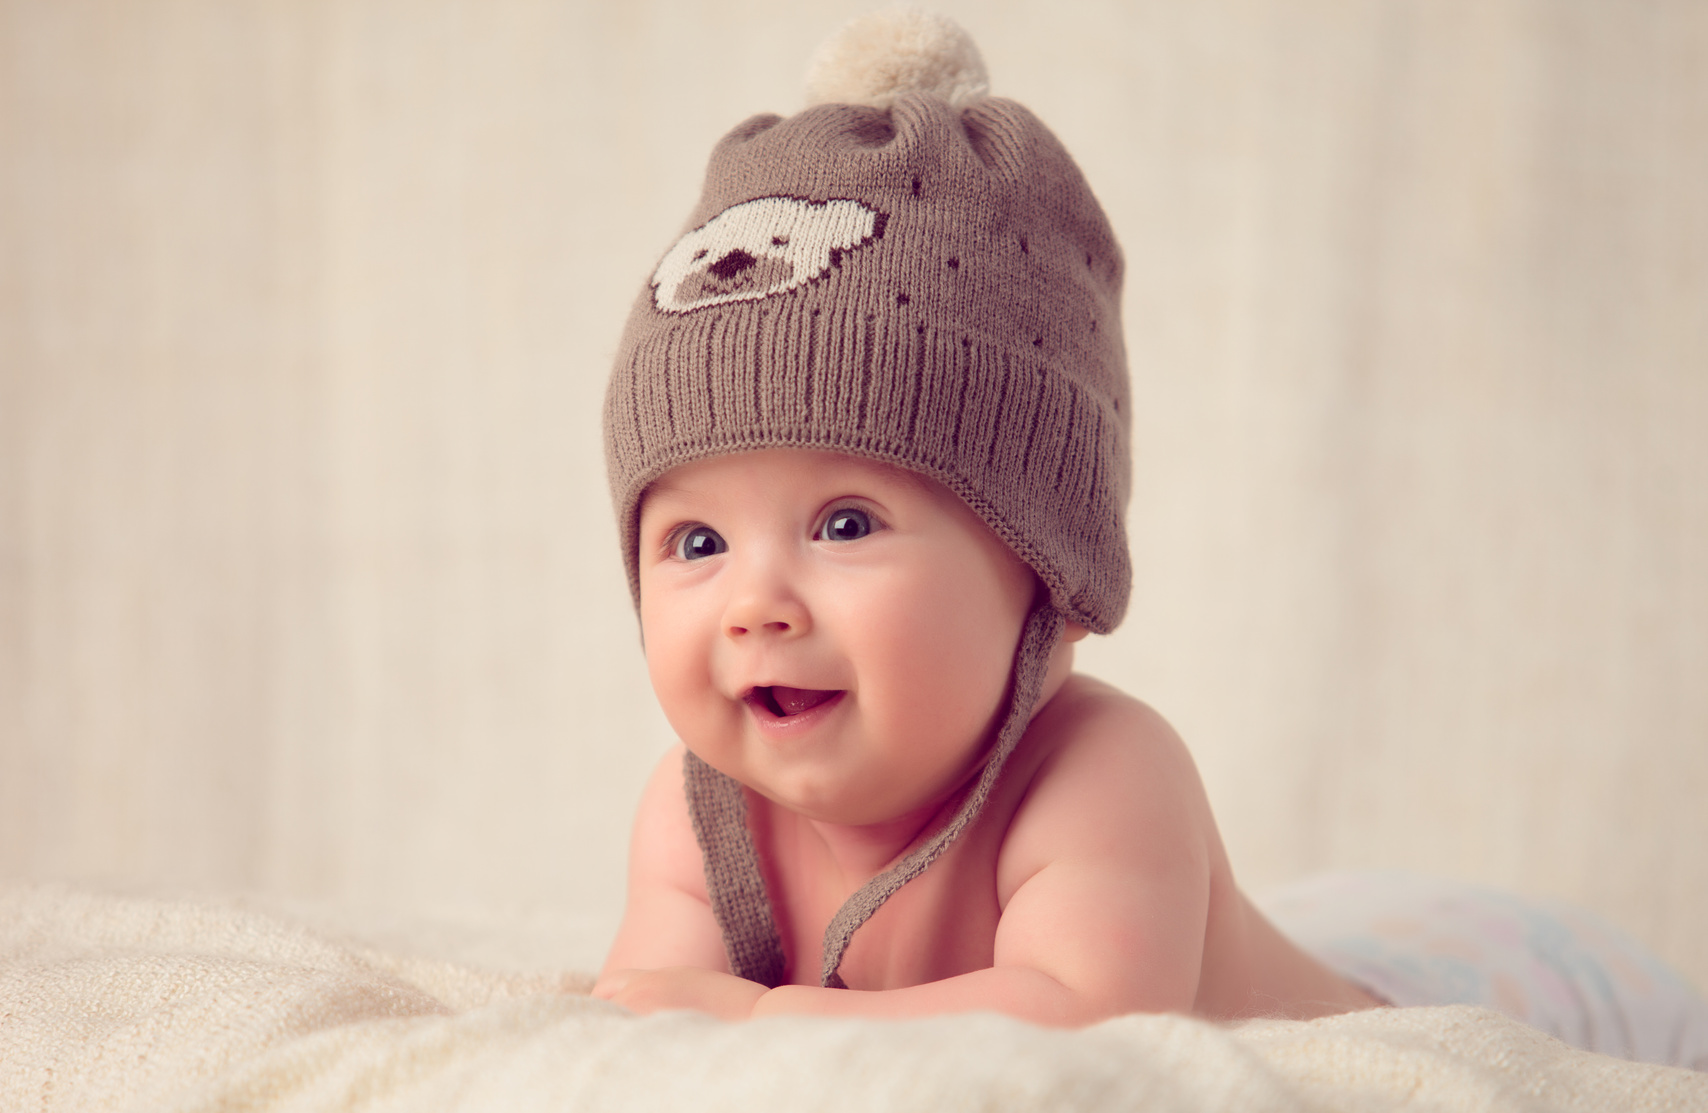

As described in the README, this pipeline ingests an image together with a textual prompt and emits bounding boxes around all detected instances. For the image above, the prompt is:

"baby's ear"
[1063,621,1091,644]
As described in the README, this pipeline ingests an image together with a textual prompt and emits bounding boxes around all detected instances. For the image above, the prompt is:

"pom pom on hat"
[805,7,990,109]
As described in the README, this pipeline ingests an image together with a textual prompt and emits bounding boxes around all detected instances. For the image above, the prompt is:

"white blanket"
[3,882,1703,1112]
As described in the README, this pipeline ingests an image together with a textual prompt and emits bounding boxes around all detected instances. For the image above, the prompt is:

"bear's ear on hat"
[805,8,989,109]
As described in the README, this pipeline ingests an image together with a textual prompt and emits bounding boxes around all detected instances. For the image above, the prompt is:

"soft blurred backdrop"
[2,0,1704,983]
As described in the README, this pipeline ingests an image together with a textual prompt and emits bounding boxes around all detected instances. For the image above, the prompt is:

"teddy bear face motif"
[651,196,886,314]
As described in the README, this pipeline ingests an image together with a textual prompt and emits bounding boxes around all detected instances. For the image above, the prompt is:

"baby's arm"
[593,747,730,997]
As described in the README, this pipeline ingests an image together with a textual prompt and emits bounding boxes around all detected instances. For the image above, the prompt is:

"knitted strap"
[818,603,1064,988]
[683,750,787,987]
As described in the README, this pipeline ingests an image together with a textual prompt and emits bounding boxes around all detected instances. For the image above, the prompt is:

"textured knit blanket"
[3,881,1703,1112]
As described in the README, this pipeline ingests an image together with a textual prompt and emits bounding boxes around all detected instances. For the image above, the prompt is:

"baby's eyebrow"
[869,461,932,492]
[638,477,690,505]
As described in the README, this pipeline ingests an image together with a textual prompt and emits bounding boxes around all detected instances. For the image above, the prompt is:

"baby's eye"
[818,508,873,542]
[675,525,727,560]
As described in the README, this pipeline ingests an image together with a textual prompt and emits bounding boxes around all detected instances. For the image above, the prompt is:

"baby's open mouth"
[748,685,841,718]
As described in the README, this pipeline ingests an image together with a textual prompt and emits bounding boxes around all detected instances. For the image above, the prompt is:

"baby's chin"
[742,763,982,832]
[679,713,997,827]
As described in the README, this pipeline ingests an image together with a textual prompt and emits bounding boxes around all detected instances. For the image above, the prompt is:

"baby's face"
[637,448,1037,827]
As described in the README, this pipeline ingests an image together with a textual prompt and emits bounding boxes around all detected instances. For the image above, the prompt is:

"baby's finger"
[590,968,639,1000]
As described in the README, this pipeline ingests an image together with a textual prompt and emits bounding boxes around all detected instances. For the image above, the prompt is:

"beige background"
[3,1,1704,985]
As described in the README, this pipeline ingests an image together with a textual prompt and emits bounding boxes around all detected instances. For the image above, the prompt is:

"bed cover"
[3,881,1704,1112]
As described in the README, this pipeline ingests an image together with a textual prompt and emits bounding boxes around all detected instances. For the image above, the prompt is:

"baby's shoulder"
[1026,674,1200,785]
[995,675,1217,898]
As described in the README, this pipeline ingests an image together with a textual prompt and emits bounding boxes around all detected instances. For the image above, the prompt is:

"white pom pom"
[805,8,989,110]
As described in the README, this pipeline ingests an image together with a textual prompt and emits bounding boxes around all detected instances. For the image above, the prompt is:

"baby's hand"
[593,966,769,1021]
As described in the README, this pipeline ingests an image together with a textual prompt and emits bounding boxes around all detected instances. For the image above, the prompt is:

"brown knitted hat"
[603,11,1131,990]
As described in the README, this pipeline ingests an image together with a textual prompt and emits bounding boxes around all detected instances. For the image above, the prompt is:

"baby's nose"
[727,617,794,637]
[723,590,810,640]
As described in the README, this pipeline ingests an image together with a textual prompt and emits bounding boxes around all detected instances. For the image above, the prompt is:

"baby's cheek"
[865,598,1011,740]
[639,627,718,737]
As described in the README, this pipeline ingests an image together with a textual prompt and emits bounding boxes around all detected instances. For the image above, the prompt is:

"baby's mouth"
[748,685,840,719]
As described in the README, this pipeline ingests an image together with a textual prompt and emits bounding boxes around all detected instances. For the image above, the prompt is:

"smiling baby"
[588,11,1377,1027]
[589,12,1708,1060]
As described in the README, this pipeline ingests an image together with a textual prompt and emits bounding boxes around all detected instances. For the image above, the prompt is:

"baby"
[595,444,1380,1025]
[592,11,1708,1060]
[588,11,1375,1028]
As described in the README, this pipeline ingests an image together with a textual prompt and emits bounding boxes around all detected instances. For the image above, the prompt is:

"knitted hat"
[603,10,1131,990]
